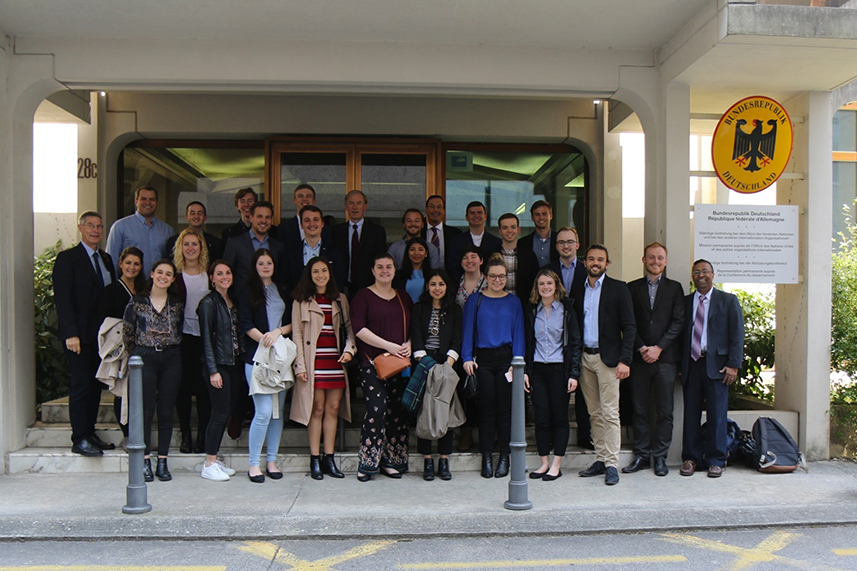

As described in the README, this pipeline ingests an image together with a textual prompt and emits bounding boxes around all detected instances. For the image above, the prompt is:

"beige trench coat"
[290,294,357,426]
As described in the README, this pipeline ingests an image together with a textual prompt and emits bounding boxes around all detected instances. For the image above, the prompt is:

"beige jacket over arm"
[290,293,357,426]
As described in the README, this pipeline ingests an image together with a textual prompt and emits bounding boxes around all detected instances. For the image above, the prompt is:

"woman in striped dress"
[291,256,357,480]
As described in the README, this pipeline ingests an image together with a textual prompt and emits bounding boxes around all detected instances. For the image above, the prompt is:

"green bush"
[34,240,70,407]
[832,204,857,381]
[732,288,776,403]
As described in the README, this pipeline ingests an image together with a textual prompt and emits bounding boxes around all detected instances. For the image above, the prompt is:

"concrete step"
[8,446,637,475]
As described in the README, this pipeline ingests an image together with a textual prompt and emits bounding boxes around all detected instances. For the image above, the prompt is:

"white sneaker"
[201,462,229,481]
[216,459,236,476]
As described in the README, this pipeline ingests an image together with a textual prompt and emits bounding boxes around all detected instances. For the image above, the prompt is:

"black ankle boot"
[310,455,324,480]
[481,454,494,479]
[194,433,205,454]
[321,454,344,478]
[143,458,154,482]
[438,458,452,481]
[495,453,510,478]
[180,431,193,454]
[155,457,172,481]
[423,458,435,481]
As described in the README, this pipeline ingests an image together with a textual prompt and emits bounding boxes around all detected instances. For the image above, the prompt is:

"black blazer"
[545,257,586,315]
[512,247,540,302]
[627,275,685,364]
[222,232,287,289]
[165,230,224,262]
[680,288,744,382]
[237,283,292,365]
[410,301,463,362]
[99,280,133,322]
[445,230,503,282]
[518,230,559,264]
[333,219,388,290]
[283,240,347,290]
[220,219,251,244]
[524,297,582,380]
[53,243,116,343]
[277,216,334,254]
[581,275,636,368]
[421,223,462,267]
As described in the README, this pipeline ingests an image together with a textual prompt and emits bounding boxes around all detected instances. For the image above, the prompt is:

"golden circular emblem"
[711,96,793,194]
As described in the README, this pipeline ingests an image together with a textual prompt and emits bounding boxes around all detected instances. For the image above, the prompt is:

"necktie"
[431,226,440,249]
[690,294,706,361]
[350,223,359,283]
[92,252,109,287]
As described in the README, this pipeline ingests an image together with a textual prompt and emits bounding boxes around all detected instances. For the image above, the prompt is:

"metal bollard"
[123,355,152,514]
[505,356,532,510]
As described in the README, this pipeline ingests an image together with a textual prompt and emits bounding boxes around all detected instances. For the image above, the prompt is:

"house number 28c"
[77,158,97,179]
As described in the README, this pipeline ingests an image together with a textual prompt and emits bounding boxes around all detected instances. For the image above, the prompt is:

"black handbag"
[461,293,482,400]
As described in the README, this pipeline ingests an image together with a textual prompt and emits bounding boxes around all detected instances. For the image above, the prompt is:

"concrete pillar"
[776,92,833,461]
[78,92,98,214]
[0,50,65,468]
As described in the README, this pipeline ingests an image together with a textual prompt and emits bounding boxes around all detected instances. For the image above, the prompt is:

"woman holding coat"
[291,256,357,481]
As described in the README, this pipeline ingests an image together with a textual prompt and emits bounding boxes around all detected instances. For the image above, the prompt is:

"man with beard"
[388,208,440,269]
[576,245,635,486]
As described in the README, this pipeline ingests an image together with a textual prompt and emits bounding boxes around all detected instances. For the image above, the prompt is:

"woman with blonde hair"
[172,227,212,454]
[291,256,357,480]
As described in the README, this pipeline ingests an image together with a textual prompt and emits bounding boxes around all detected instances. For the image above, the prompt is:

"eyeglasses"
[81,224,104,230]
[691,270,713,276]
[486,273,507,281]
[556,240,577,246]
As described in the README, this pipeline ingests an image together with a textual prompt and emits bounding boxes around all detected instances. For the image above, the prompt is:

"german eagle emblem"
[732,119,777,173]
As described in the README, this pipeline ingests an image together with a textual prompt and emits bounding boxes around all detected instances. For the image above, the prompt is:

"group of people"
[53,183,744,486]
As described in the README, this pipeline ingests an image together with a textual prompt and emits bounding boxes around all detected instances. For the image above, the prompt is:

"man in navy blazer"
[332,190,388,296]
[53,211,117,456]
[277,184,333,253]
[284,205,346,289]
[622,242,685,477]
[577,245,636,485]
[680,259,744,478]
[446,201,502,283]
[222,201,286,289]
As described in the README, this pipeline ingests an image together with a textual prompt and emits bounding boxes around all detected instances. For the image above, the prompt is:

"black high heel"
[481,454,493,479]
[309,455,324,480]
[322,454,344,478]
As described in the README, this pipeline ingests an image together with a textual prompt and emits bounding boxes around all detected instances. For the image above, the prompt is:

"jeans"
[245,363,287,467]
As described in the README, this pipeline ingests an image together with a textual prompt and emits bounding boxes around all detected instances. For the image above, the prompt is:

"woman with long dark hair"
[123,259,184,482]
[291,256,357,480]
[393,236,431,303]
[172,227,211,454]
[351,252,413,482]
[238,248,292,483]
[524,268,581,481]
[197,260,243,481]
[410,269,462,481]
[462,254,525,479]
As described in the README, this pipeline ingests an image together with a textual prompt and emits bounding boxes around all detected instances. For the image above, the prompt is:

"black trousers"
[113,396,128,437]
[630,359,677,459]
[476,346,512,455]
[530,362,571,457]
[417,349,455,456]
[65,343,104,444]
[137,346,182,456]
[358,366,409,474]
[205,363,239,456]
[176,334,211,438]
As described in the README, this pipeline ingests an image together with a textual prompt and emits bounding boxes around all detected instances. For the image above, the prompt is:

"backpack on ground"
[751,416,807,473]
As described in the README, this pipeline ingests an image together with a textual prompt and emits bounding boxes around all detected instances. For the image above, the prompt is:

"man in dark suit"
[53,211,117,456]
[284,205,346,289]
[545,226,590,449]
[220,187,257,244]
[277,184,333,253]
[680,259,744,479]
[165,201,223,261]
[422,195,461,269]
[333,190,388,296]
[577,244,636,486]
[497,213,539,301]
[222,200,286,289]
[446,201,502,283]
[518,200,558,267]
[622,242,685,477]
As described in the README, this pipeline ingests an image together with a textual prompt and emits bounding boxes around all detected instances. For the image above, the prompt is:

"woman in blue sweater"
[462,253,525,479]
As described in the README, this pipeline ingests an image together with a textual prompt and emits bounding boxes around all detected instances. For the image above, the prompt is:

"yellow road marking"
[0,567,224,571]
[239,540,396,571]
[397,555,686,569]
[834,549,857,556]
[660,531,850,571]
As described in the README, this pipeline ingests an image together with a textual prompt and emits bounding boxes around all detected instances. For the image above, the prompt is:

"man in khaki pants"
[576,245,636,485]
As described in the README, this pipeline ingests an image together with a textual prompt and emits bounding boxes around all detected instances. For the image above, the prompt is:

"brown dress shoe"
[679,460,697,476]
[708,465,723,478]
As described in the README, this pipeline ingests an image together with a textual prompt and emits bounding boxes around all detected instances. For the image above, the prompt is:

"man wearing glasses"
[679,260,744,479]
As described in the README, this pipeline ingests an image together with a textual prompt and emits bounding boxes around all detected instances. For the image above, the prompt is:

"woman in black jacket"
[524,268,582,481]
[410,269,463,481]
[197,260,243,481]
